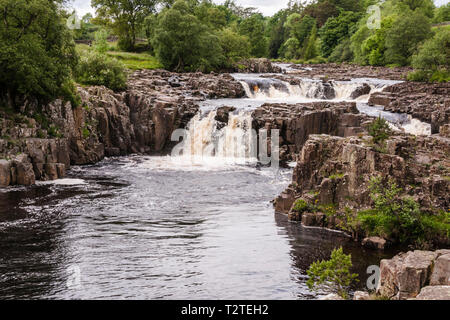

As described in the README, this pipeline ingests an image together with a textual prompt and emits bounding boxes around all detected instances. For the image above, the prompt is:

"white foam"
[36,178,86,186]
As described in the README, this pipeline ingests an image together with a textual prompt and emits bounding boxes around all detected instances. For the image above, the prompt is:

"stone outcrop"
[377,250,450,300]
[0,70,245,187]
[414,286,450,300]
[273,133,449,244]
[362,236,387,250]
[234,58,282,73]
[250,102,370,165]
[368,81,450,134]
[284,63,411,80]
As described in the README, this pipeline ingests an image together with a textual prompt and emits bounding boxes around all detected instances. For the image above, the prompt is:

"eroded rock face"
[377,250,450,300]
[368,81,450,135]
[273,133,450,244]
[234,58,282,74]
[285,63,411,80]
[0,70,246,186]
[251,102,370,165]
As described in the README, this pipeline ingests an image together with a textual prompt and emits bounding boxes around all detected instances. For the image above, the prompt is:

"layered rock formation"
[233,58,282,73]
[368,81,450,134]
[250,102,371,165]
[377,249,450,300]
[274,133,449,244]
[284,62,411,80]
[0,70,245,187]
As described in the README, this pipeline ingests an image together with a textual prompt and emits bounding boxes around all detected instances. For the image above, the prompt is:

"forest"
[0,0,449,105]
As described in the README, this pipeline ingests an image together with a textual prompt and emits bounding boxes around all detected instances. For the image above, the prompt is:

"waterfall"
[180,110,257,165]
[237,76,371,101]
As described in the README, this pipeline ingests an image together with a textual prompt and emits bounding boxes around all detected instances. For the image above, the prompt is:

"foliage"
[92,0,158,51]
[218,28,251,66]
[238,13,268,57]
[408,29,450,82]
[359,177,423,244]
[152,0,224,72]
[292,198,311,213]
[384,10,432,66]
[306,247,359,299]
[319,11,361,57]
[106,51,163,70]
[0,0,78,105]
[93,29,110,54]
[368,116,392,146]
[75,51,127,91]
[328,38,353,62]
[432,3,450,24]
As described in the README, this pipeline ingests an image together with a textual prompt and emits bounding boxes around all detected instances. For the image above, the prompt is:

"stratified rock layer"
[0,70,246,187]
[377,250,450,300]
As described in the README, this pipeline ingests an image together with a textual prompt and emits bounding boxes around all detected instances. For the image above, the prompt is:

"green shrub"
[306,247,359,299]
[93,29,109,54]
[356,177,446,246]
[408,29,450,82]
[368,116,392,146]
[292,198,310,213]
[75,51,127,91]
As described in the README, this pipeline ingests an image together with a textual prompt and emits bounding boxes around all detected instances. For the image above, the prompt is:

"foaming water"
[0,156,394,299]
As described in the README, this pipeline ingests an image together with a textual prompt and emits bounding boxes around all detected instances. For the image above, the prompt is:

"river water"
[0,74,421,300]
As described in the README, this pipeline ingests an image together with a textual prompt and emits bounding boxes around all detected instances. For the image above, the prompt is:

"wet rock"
[215,106,236,125]
[0,159,11,187]
[168,75,181,87]
[362,236,387,250]
[413,286,450,300]
[368,81,449,135]
[12,154,35,186]
[350,83,371,99]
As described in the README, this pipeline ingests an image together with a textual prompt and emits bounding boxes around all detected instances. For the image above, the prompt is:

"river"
[0,73,424,299]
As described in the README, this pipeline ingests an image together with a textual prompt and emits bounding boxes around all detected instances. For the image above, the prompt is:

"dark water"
[0,155,395,300]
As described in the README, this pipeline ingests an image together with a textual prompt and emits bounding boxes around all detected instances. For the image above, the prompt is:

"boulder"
[350,83,371,99]
[430,253,450,286]
[377,250,438,300]
[362,237,387,250]
[414,286,450,300]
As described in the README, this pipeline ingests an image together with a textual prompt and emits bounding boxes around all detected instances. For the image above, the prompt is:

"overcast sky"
[70,0,449,18]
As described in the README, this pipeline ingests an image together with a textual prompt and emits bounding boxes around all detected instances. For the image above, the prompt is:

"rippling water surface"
[0,156,394,299]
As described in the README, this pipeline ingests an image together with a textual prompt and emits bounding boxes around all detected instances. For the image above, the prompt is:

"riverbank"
[1,60,449,264]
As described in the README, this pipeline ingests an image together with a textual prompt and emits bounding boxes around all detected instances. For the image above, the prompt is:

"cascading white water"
[180,110,257,165]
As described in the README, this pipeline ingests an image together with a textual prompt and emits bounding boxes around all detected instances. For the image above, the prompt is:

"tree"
[384,11,432,66]
[238,13,268,57]
[91,0,158,51]
[408,29,450,82]
[319,11,361,57]
[267,10,289,59]
[218,28,250,66]
[151,0,224,72]
[303,1,339,27]
[303,25,318,60]
[433,3,450,23]
[0,0,78,106]
[306,247,359,299]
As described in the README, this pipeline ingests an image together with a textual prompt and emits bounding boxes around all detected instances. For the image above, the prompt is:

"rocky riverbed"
[0,60,448,300]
